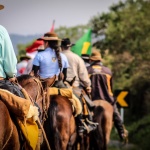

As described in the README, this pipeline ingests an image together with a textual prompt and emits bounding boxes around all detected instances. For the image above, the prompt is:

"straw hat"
[38,32,61,41]
[0,4,4,10]
[90,50,102,61]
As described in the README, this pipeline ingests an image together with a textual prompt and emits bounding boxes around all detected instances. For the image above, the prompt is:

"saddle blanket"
[47,87,82,116]
[0,89,38,150]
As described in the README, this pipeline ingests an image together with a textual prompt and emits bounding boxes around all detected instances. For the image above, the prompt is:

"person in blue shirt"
[32,32,69,88]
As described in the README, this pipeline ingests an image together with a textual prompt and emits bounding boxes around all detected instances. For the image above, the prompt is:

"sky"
[0,0,124,35]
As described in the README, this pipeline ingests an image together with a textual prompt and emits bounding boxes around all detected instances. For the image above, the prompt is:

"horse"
[64,79,114,150]
[0,101,20,150]
[90,100,113,150]
[76,99,113,150]
[17,74,77,150]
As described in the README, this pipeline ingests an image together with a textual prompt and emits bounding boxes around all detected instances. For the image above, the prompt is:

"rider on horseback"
[61,38,98,134]
[0,4,39,150]
[87,49,128,142]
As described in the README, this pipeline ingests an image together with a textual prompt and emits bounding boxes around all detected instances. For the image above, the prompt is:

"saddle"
[47,87,82,117]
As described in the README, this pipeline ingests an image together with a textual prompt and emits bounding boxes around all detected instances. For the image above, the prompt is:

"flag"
[26,40,44,59]
[26,40,44,53]
[71,29,92,56]
[50,20,55,32]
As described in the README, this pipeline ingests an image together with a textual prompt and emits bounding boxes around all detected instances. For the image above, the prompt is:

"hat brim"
[67,43,75,47]
[82,56,90,60]
[61,43,75,47]
[0,4,4,10]
[20,56,31,60]
[90,56,102,61]
[38,37,61,41]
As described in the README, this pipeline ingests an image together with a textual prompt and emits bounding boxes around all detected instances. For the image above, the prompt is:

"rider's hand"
[86,86,92,94]
[9,77,17,82]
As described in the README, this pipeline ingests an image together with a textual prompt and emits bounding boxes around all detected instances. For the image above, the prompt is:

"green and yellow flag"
[71,29,92,56]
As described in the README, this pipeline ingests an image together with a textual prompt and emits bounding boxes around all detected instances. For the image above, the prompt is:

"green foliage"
[89,0,150,121]
[128,115,150,150]
[55,25,89,43]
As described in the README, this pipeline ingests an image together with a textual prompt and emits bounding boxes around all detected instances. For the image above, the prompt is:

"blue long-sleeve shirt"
[0,25,17,78]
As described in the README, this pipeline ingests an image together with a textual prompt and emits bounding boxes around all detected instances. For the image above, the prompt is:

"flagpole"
[50,20,55,32]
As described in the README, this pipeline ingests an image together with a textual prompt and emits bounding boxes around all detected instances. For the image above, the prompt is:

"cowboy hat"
[61,38,75,47]
[38,32,61,41]
[81,54,90,60]
[0,4,4,10]
[90,50,102,61]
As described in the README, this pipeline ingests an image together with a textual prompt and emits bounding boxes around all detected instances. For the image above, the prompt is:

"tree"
[89,0,150,120]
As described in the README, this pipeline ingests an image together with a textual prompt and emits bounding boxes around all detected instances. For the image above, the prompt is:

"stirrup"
[82,121,90,133]
[85,118,99,126]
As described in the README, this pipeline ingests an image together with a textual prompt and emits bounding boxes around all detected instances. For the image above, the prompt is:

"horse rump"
[90,105,107,150]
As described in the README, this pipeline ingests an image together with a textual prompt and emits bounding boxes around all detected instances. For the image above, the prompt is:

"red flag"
[50,20,55,32]
[26,40,44,53]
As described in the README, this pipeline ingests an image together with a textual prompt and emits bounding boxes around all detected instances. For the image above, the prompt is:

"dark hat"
[0,4,4,10]
[20,55,31,61]
[38,32,61,41]
[81,54,90,60]
[61,38,75,47]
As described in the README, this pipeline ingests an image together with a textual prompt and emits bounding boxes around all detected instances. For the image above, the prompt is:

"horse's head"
[65,76,76,88]
[17,74,44,119]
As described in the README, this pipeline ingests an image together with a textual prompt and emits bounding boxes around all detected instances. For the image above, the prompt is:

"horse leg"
[78,133,86,150]
[104,107,113,144]
[67,132,77,150]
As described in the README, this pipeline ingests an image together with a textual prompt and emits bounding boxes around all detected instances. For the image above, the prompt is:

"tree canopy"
[89,0,150,120]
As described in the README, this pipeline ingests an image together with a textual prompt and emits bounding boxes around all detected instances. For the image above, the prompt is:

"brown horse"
[17,74,77,150]
[42,95,77,150]
[76,99,113,150]
[0,101,20,150]
[90,100,113,150]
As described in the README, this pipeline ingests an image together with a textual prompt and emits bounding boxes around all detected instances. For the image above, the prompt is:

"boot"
[76,114,98,134]
[76,114,86,133]
[113,112,128,143]
[85,115,99,133]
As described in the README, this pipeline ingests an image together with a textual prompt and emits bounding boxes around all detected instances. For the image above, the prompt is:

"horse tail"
[48,99,62,150]
[92,106,107,150]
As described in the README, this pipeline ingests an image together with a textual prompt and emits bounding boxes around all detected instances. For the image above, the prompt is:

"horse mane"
[17,74,33,82]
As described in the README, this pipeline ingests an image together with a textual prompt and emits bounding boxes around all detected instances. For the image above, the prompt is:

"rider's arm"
[78,58,91,89]
[0,25,17,78]
[62,68,67,81]
[32,65,39,77]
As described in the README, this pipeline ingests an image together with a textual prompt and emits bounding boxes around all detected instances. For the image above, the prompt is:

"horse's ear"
[65,76,76,87]
[70,76,76,86]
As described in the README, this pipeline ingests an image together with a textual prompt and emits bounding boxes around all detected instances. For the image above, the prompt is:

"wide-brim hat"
[90,50,102,61]
[61,38,75,47]
[38,32,61,41]
[20,55,31,61]
[81,54,90,60]
[0,4,4,10]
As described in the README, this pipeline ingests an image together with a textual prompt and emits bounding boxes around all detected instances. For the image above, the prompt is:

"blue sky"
[0,0,124,35]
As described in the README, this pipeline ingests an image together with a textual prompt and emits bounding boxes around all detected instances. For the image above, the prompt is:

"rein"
[17,77,51,150]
